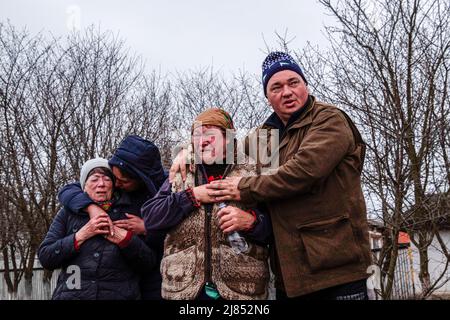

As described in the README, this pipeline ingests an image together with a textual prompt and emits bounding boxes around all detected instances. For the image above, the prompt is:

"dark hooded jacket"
[109,135,166,197]
[57,135,167,299]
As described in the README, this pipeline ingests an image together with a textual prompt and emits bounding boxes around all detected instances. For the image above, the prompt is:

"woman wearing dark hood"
[57,136,167,299]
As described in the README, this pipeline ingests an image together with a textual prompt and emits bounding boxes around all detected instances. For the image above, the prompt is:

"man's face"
[84,173,113,202]
[112,166,141,192]
[266,70,309,124]
[192,125,227,165]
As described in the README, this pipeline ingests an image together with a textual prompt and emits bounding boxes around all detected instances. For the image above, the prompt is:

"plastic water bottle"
[217,202,249,254]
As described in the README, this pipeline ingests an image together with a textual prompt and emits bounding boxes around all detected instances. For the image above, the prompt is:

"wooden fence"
[0,268,59,300]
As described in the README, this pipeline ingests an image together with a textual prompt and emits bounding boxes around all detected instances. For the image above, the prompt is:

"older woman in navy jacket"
[38,158,156,300]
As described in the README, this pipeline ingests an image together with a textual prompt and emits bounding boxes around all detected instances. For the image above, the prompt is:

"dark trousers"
[276,279,369,300]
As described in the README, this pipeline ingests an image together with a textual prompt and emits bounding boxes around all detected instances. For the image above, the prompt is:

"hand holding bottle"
[217,202,249,254]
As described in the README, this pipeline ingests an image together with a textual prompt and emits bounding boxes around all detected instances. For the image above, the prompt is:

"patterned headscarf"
[191,108,235,132]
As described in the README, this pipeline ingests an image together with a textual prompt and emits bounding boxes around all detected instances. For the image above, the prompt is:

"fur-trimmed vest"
[161,161,270,300]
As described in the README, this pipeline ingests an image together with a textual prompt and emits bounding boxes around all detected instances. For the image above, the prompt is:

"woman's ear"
[224,129,235,145]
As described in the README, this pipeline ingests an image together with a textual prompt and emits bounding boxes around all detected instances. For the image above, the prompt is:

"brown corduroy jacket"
[239,96,371,297]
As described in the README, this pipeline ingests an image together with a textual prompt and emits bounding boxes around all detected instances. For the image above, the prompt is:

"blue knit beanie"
[262,51,308,96]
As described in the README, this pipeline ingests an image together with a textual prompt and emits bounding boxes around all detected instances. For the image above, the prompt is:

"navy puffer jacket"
[38,193,156,300]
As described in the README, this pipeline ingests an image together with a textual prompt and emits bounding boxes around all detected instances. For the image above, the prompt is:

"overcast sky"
[1,0,332,76]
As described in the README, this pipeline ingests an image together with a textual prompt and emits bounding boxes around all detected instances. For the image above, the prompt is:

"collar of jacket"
[264,95,314,132]
[263,95,315,149]
[196,163,235,184]
[71,191,125,217]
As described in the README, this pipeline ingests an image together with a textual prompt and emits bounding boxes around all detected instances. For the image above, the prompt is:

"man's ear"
[266,99,275,109]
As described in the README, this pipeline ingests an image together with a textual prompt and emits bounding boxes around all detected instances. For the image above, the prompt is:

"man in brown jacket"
[207,52,372,300]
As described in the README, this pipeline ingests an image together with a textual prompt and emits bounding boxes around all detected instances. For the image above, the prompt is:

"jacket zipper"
[199,165,213,286]
[204,206,212,284]
[201,164,234,287]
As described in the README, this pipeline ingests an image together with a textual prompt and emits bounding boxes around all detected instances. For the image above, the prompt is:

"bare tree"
[171,67,269,148]
[294,0,450,299]
[0,24,176,297]
[0,23,54,296]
